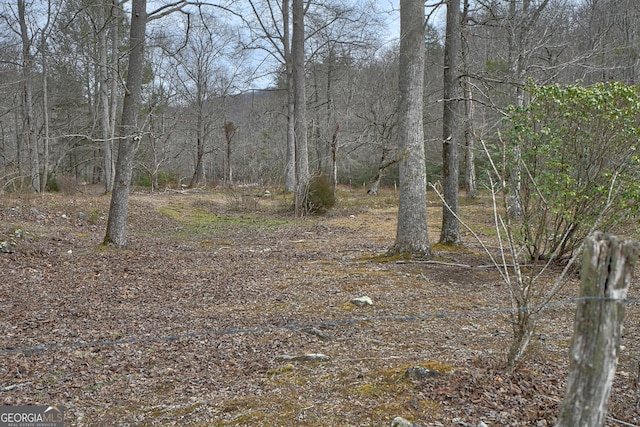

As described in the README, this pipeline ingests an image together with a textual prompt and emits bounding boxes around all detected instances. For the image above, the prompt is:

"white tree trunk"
[292,0,309,215]
[283,0,296,193]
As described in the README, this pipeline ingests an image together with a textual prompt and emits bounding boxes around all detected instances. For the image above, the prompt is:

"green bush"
[507,81,640,259]
[135,173,152,188]
[305,175,336,214]
[157,171,178,188]
[45,174,59,192]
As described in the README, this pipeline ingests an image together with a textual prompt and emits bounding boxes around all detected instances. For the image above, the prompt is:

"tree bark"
[283,0,296,192]
[104,0,147,248]
[18,0,40,193]
[96,0,115,193]
[40,36,50,193]
[440,0,462,245]
[556,232,639,427]
[461,0,476,198]
[224,121,236,186]
[292,0,309,215]
[108,0,120,192]
[97,0,114,193]
[389,0,430,257]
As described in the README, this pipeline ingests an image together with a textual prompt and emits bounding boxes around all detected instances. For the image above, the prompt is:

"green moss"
[158,206,292,236]
[349,365,443,420]
[431,242,473,253]
[267,363,295,377]
[145,402,205,419]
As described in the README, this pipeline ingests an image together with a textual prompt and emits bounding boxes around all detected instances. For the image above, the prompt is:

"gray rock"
[391,417,420,427]
[351,296,373,306]
[78,212,88,221]
[404,366,441,380]
[0,241,15,254]
[30,207,44,217]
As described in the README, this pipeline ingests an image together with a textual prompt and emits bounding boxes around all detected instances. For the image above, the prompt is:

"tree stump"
[556,232,639,427]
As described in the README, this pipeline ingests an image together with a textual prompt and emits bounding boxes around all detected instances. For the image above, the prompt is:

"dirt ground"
[1,187,639,426]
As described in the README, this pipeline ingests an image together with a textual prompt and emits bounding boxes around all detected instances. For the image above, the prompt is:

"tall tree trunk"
[505,0,550,218]
[440,0,462,245]
[107,0,120,192]
[104,0,147,248]
[330,123,339,192]
[40,38,50,193]
[190,111,205,187]
[389,0,430,257]
[190,74,206,188]
[461,0,476,198]
[97,0,114,193]
[292,0,309,215]
[283,0,296,192]
[224,121,236,186]
[18,0,40,193]
[326,54,338,192]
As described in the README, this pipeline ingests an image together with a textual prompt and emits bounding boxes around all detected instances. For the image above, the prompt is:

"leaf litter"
[0,188,639,426]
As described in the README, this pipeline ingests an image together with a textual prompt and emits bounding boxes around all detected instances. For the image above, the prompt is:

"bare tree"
[292,0,309,214]
[223,121,237,185]
[244,0,296,191]
[95,0,120,193]
[440,0,462,245]
[461,0,476,197]
[104,0,147,247]
[15,0,40,192]
[389,0,431,257]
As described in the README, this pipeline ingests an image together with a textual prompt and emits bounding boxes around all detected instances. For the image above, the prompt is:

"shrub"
[507,81,640,259]
[45,174,59,192]
[305,175,336,214]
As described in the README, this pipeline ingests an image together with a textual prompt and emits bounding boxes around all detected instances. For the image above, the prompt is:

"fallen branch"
[0,382,32,392]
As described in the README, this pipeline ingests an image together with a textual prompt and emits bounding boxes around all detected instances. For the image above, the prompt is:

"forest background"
[1,0,638,198]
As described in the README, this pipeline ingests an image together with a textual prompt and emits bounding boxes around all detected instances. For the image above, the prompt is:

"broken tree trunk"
[556,232,639,427]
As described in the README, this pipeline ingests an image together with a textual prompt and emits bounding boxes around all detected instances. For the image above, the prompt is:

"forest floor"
[1,185,639,427]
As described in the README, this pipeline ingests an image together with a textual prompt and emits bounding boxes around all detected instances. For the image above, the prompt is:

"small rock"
[478,422,489,427]
[391,417,419,427]
[30,207,44,217]
[263,190,271,197]
[452,419,473,426]
[78,212,88,221]
[0,241,15,254]
[351,296,373,307]
[315,223,330,232]
[61,214,68,219]
[303,327,332,340]
[275,353,330,362]
[404,366,440,380]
